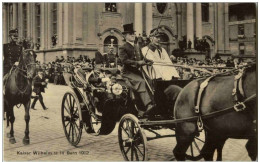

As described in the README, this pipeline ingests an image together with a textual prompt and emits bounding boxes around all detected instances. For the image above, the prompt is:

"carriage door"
[104,36,118,54]
[160,33,170,54]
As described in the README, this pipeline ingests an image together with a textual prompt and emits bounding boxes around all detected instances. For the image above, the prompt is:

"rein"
[139,94,256,126]
[14,52,36,95]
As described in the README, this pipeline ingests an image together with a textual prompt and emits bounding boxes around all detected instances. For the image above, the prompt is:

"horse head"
[19,49,37,80]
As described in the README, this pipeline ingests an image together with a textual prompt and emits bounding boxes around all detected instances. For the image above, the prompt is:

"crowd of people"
[36,52,254,85]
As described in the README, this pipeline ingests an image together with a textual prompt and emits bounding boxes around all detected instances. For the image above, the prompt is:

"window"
[238,24,245,39]
[35,3,41,49]
[202,3,209,22]
[239,43,245,55]
[105,3,117,12]
[23,3,27,37]
[52,3,57,46]
[9,4,13,29]
[52,3,57,35]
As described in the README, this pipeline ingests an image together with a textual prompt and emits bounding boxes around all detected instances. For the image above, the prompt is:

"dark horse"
[173,64,256,161]
[4,49,37,145]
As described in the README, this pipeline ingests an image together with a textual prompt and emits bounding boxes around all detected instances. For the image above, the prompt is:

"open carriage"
[61,64,207,161]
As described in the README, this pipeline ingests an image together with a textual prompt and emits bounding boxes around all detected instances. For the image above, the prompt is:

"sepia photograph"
[2,2,257,161]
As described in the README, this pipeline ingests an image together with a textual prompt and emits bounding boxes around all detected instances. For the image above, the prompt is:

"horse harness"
[194,66,256,132]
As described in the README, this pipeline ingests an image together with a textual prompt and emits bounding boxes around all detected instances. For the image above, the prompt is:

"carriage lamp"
[111,83,123,95]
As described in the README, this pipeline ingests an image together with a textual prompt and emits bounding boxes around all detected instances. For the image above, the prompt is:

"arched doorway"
[103,36,118,54]
[160,33,170,53]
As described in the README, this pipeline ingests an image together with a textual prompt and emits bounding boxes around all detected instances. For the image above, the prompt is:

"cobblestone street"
[4,84,251,161]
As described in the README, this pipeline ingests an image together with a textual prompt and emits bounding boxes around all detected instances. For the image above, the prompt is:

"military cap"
[9,28,18,36]
[149,28,164,37]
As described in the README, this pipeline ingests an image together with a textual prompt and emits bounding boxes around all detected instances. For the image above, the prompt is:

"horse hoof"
[23,138,30,145]
[7,133,11,138]
[9,137,16,144]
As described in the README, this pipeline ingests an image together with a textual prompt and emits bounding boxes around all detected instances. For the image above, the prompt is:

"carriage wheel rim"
[61,92,82,146]
[118,114,148,161]
[185,130,205,160]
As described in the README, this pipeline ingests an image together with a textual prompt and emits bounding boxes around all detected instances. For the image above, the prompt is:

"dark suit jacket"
[33,75,46,94]
[119,42,142,74]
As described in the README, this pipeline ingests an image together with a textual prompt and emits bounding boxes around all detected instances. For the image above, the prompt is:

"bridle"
[15,50,36,94]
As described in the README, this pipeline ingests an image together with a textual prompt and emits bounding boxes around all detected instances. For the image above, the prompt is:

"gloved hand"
[14,62,19,66]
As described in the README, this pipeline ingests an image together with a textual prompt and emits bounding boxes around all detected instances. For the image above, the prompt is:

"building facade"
[3,3,256,63]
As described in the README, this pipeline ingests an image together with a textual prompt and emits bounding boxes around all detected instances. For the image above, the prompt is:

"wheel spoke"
[190,143,194,157]
[134,147,139,161]
[73,107,79,116]
[64,106,71,116]
[195,137,205,143]
[193,140,201,153]
[131,145,134,161]
[71,123,74,143]
[65,121,70,128]
[134,145,144,157]
[121,126,130,137]
[65,97,71,114]
[68,123,72,138]
[72,97,75,110]
[69,94,72,109]
[125,146,131,155]
[73,122,80,135]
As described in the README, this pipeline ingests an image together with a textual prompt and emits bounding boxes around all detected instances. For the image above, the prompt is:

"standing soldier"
[3,29,23,94]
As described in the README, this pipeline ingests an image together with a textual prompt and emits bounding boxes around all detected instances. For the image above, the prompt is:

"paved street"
[4,84,251,161]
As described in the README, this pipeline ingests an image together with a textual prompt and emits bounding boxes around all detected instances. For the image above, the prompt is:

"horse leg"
[200,132,226,161]
[215,138,227,161]
[173,123,196,161]
[8,108,16,144]
[23,101,30,145]
[245,136,257,161]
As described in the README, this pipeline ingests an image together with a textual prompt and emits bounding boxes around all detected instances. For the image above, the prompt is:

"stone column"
[47,3,52,48]
[3,4,8,43]
[176,11,182,40]
[187,3,194,49]
[196,3,202,39]
[145,3,152,36]
[40,3,45,49]
[12,3,18,29]
[27,3,31,38]
[134,3,143,36]
[217,3,224,53]
[224,3,230,52]
[57,3,63,47]
[73,3,83,45]
[18,3,23,38]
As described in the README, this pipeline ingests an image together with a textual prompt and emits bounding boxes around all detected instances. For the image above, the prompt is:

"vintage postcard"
[3,2,257,161]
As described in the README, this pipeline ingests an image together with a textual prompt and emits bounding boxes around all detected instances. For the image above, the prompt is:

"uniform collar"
[148,43,162,52]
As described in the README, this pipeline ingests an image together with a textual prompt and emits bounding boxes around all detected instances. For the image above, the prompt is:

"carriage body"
[61,65,206,161]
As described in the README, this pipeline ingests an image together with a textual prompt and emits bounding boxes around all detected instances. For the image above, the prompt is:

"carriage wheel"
[118,114,148,161]
[185,130,205,160]
[61,92,82,146]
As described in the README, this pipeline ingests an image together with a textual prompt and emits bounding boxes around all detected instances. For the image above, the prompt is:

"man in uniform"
[104,47,116,67]
[141,28,180,80]
[119,23,154,116]
[3,29,23,95]
[3,29,22,76]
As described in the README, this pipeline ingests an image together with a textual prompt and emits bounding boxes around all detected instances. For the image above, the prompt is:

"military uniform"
[3,41,22,76]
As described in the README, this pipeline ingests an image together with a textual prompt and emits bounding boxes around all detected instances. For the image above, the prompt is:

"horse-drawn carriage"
[61,64,207,161]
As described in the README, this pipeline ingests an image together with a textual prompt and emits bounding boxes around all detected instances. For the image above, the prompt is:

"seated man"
[141,28,180,80]
[119,23,154,116]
